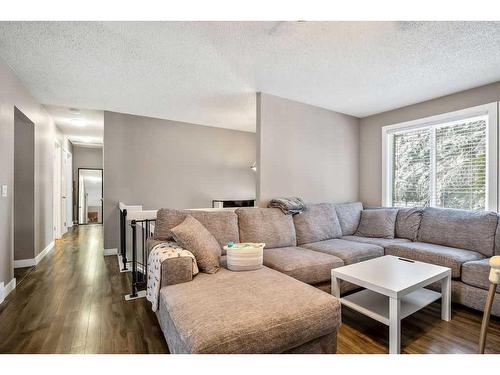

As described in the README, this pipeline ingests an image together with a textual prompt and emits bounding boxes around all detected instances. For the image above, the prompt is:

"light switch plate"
[1,185,7,197]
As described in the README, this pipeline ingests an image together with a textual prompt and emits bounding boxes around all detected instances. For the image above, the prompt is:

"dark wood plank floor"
[0,225,168,354]
[0,224,498,354]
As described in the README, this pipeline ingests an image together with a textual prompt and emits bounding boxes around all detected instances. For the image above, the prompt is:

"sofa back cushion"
[293,203,342,245]
[154,209,239,248]
[395,207,424,241]
[334,202,363,236]
[355,208,398,239]
[236,207,296,249]
[495,214,500,255]
[417,207,498,257]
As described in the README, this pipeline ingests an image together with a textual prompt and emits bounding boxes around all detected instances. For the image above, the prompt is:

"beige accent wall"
[103,111,256,250]
[0,57,58,285]
[256,93,360,206]
[359,81,500,206]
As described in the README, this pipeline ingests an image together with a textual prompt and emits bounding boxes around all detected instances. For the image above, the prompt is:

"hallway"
[0,225,168,353]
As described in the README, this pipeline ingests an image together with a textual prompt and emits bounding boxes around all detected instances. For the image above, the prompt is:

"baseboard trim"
[13,258,36,268]
[0,278,16,304]
[104,248,118,256]
[14,241,55,269]
[36,241,55,264]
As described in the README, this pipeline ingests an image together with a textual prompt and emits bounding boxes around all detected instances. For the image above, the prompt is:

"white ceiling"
[1,21,500,132]
[45,105,103,145]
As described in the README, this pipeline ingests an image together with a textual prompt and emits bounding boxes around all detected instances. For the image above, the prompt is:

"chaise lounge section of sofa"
[150,208,342,354]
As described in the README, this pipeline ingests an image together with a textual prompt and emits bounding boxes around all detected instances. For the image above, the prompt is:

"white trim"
[36,241,55,264]
[0,278,17,304]
[14,241,54,268]
[104,248,118,256]
[124,290,146,301]
[382,102,499,210]
[13,258,36,268]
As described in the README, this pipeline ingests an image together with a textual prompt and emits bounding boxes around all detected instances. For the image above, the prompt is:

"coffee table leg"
[331,272,340,298]
[389,297,401,354]
[441,274,451,321]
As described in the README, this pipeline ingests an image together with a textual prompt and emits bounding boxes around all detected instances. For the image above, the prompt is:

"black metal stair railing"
[129,218,155,298]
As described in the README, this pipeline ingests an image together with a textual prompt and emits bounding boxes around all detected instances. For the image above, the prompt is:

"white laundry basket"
[223,243,265,271]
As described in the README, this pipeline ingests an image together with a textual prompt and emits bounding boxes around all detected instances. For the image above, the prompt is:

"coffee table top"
[332,255,451,298]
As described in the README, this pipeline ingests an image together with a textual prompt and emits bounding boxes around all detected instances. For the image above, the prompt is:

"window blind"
[435,118,487,210]
[391,115,488,210]
[392,128,431,207]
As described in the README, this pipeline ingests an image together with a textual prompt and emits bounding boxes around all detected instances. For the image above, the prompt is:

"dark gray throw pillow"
[355,209,398,239]
[170,216,221,274]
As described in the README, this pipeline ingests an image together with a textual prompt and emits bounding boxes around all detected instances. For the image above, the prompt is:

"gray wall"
[103,111,256,250]
[256,93,360,206]
[14,108,35,261]
[0,57,57,285]
[359,81,500,206]
[72,145,103,182]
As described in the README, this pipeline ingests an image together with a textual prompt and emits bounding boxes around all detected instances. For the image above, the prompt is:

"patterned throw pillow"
[170,216,221,274]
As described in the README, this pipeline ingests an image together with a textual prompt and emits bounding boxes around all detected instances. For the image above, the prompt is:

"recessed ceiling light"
[71,119,85,127]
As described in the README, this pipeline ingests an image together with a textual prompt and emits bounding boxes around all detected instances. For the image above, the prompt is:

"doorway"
[14,107,35,267]
[78,168,103,224]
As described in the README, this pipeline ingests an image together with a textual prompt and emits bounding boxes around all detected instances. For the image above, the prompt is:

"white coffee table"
[331,255,451,354]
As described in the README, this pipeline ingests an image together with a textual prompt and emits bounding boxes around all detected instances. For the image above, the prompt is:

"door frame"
[77,167,103,225]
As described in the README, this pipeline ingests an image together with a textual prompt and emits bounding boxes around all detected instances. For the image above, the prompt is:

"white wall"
[0,57,58,285]
[359,81,500,206]
[257,93,360,206]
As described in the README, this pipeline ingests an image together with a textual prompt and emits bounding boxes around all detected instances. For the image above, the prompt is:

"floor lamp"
[479,256,500,354]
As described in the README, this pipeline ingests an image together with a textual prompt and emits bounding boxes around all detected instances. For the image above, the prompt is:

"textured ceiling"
[1,21,500,132]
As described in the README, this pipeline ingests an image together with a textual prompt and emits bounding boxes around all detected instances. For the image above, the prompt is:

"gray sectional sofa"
[150,202,500,354]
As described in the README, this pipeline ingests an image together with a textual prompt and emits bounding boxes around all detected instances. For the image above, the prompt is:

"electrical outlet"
[1,185,7,197]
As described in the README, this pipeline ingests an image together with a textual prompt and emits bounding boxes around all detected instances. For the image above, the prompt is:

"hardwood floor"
[0,225,168,354]
[0,224,498,354]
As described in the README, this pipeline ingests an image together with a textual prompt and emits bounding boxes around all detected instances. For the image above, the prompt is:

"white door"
[53,142,62,239]
[61,149,72,233]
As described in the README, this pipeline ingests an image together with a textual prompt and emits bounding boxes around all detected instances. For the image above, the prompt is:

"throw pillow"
[170,216,221,274]
[355,209,398,239]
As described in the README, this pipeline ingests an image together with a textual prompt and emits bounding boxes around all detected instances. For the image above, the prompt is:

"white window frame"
[382,102,499,211]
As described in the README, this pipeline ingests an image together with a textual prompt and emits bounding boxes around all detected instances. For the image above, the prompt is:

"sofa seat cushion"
[385,242,485,278]
[158,267,341,353]
[301,239,384,265]
[263,247,343,284]
[462,259,499,292]
[342,235,411,248]
[417,207,498,257]
[293,203,342,245]
[236,207,297,249]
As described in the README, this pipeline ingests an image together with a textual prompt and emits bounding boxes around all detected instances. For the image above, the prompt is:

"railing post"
[120,208,128,271]
[131,219,138,298]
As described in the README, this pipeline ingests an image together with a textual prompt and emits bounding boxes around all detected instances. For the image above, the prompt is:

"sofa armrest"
[161,256,193,287]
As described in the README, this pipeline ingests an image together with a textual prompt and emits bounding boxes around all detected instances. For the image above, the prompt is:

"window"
[382,103,498,211]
